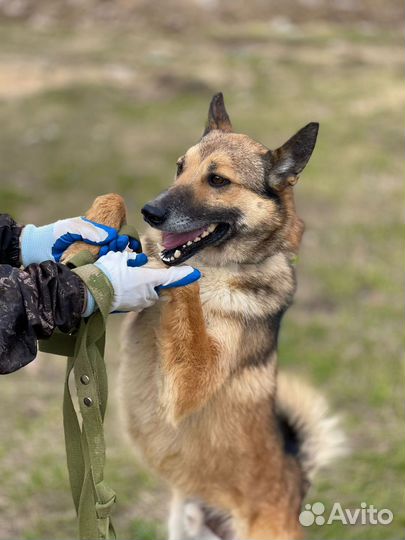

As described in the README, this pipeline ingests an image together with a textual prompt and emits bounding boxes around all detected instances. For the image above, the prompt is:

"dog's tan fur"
[62,193,127,262]
[119,94,344,539]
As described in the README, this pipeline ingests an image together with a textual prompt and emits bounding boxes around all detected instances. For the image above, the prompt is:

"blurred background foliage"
[0,1,403,539]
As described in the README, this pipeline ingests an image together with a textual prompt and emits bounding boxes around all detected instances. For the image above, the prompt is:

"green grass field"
[0,10,403,540]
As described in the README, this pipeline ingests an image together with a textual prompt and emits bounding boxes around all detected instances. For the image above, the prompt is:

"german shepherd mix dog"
[119,94,345,539]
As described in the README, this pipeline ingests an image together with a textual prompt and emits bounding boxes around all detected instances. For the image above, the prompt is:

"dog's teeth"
[194,237,201,242]
[201,231,209,238]
[182,244,186,248]
[207,224,216,233]
[174,250,181,259]
[170,257,175,261]
[187,241,192,246]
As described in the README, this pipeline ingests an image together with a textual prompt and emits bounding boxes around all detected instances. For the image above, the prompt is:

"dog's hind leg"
[183,502,225,540]
[168,490,188,540]
[244,497,303,540]
[168,491,234,540]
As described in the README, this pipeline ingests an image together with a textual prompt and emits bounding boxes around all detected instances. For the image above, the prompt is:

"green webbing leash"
[39,225,140,540]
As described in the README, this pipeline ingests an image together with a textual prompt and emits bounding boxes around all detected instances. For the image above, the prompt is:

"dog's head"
[142,93,318,267]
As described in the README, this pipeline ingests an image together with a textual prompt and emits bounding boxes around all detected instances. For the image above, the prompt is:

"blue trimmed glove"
[20,217,140,266]
[83,251,201,315]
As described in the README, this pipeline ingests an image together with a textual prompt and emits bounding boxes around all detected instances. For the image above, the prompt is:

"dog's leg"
[61,193,127,262]
[168,490,187,540]
[159,284,228,424]
[246,515,302,540]
[243,496,303,540]
[168,493,225,540]
[183,502,224,540]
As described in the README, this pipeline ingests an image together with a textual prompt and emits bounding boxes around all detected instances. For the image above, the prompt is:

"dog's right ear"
[264,122,319,192]
[202,92,233,136]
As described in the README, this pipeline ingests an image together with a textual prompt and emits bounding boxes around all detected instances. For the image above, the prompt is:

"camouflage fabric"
[0,214,22,267]
[0,214,86,374]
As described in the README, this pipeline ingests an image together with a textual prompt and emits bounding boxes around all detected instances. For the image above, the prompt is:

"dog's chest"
[118,275,234,460]
[120,272,230,380]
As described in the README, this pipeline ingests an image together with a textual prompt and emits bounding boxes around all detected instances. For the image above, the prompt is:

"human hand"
[20,217,140,266]
[87,250,201,314]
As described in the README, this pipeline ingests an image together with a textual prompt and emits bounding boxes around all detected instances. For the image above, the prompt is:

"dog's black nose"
[141,203,167,227]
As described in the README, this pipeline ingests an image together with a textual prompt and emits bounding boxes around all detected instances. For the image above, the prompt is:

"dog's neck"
[142,229,296,323]
[142,230,296,382]
[195,250,296,272]
[197,251,296,323]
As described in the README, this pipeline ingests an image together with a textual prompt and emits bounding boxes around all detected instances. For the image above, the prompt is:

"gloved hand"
[20,217,140,266]
[84,250,201,315]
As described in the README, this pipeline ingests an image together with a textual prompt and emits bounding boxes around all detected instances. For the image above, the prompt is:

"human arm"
[0,251,200,374]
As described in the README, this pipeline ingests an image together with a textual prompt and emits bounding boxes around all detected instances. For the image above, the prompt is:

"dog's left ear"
[203,92,233,136]
[264,122,319,192]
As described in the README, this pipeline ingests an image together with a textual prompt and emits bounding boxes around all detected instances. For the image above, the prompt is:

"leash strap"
[38,224,140,539]
[65,263,116,540]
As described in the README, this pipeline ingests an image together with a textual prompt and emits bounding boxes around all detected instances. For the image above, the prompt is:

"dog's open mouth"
[159,223,230,265]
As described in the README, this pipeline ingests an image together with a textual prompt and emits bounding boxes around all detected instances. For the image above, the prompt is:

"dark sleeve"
[0,261,86,374]
[0,214,22,267]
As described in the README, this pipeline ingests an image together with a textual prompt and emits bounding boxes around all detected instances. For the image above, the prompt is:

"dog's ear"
[264,123,319,192]
[203,92,233,136]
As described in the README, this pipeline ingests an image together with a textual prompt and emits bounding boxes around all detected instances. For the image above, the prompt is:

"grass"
[0,13,403,540]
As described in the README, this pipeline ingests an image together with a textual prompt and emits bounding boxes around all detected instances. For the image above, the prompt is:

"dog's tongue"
[162,228,205,250]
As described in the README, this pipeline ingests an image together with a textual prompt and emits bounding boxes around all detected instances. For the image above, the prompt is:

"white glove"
[21,217,140,265]
[89,251,200,313]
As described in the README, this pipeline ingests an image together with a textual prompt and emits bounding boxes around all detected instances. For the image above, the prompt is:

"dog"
[118,93,345,539]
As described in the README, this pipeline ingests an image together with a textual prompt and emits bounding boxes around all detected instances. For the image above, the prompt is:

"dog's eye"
[176,160,184,176]
[208,174,230,188]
